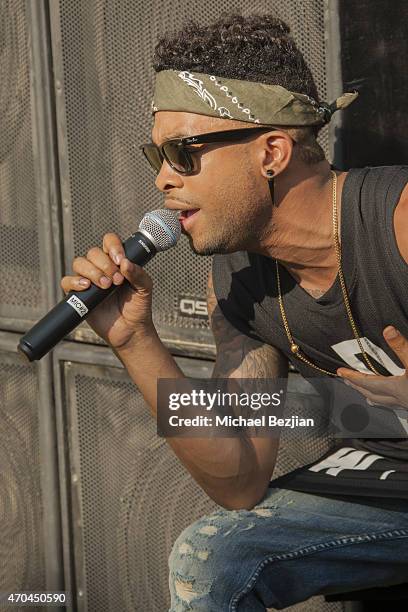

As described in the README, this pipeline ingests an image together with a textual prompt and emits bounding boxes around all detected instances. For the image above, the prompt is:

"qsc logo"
[177,295,208,319]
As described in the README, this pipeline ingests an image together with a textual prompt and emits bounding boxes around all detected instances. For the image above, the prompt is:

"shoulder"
[347,165,408,264]
[347,164,408,191]
[364,165,408,266]
[364,164,408,265]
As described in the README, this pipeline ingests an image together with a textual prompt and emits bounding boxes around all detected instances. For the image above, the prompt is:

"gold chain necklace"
[275,169,382,377]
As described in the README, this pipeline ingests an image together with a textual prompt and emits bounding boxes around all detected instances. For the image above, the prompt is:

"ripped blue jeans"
[168,486,408,611]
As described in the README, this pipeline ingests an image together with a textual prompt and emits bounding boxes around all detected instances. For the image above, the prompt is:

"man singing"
[61,12,408,611]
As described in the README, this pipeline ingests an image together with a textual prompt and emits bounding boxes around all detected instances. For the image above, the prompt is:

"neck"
[255,160,347,293]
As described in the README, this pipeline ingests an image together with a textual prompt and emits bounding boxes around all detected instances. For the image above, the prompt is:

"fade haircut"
[153,11,326,165]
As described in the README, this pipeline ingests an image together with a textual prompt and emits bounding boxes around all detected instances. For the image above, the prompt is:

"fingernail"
[79,278,89,286]
[384,326,398,339]
[113,272,123,284]
[101,276,111,286]
[110,251,122,265]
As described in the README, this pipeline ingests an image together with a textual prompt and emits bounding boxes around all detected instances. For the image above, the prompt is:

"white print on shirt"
[331,336,408,433]
[380,470,397,480]
[309,447,396,480]
[332,337,405,375]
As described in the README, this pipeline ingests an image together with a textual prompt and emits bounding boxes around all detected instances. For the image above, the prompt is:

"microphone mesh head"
[139,208,181,251]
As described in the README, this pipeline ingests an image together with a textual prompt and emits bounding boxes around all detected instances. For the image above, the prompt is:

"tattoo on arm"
[207,270,288,379]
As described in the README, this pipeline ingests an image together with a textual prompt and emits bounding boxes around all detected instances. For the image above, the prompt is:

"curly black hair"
[153,11,325,164]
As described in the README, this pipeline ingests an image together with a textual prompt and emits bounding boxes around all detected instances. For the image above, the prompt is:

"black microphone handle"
[18,231,157,362]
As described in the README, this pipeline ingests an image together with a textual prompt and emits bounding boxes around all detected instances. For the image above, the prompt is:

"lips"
[164,201,200,229]
[179,208,200,219]
[178,208,200,231]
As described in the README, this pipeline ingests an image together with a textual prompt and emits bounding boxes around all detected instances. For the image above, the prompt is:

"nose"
[155,159,184,192]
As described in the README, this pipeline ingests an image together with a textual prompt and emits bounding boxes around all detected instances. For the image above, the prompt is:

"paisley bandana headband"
[151,69,358,126]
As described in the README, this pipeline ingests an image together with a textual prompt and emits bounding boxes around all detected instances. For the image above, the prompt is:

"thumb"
[383,326,408,370]
[120,258,153,294]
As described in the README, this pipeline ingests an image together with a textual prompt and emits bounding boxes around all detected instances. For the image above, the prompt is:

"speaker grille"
[66,363,218,611]
[0,1,42,326]
[0,350,45,610]
[52,0,329,349]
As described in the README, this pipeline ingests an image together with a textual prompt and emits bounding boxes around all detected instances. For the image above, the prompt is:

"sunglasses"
[140,126,287,176]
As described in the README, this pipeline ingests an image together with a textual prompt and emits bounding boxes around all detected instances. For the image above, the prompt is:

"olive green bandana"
[151,69,358,126]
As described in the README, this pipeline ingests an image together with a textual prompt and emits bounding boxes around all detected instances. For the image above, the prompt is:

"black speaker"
[52,342,219,611]
[0,1,52,331]
[0,0,63,336]
[0,331,63,611]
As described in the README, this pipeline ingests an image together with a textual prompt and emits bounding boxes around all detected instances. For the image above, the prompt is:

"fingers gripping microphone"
[17,209,181,362]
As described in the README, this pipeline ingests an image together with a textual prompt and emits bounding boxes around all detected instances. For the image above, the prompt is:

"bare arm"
[61,230,288,508]
[114,269,288,510]
[204,269,289,508]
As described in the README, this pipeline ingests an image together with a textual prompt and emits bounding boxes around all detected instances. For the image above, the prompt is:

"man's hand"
[61,232,155,351]
[337,326,408,409]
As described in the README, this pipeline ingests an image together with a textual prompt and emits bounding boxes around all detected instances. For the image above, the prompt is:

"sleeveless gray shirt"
[212,165,408,499]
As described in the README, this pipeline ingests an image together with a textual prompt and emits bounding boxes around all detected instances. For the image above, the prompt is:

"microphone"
[17,209,181,362]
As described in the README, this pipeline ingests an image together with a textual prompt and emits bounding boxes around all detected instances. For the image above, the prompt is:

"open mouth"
[179,208,200,219]
[178,208,200,231]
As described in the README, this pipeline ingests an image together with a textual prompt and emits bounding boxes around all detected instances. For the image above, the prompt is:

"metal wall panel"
[52,341,340,611]
[52,348,220,612]
[0,1,62,332]
[0,348,44,611]
[0,331,63,612]
[0,1,42,328]
[48,0,334,357]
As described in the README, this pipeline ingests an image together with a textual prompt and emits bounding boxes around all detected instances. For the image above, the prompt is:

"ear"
[259,130,294,178]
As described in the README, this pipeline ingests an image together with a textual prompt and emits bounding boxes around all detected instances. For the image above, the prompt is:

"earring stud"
[266,170,275,205]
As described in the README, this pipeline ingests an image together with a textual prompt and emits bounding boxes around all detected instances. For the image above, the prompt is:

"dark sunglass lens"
[162,142,191,173]
[142,146,163,173]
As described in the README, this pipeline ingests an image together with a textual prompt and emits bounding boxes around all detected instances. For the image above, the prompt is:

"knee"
[169,508,241,583]
[169,507,271,610]
[169,513,222,574]
[168,513,224,609]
